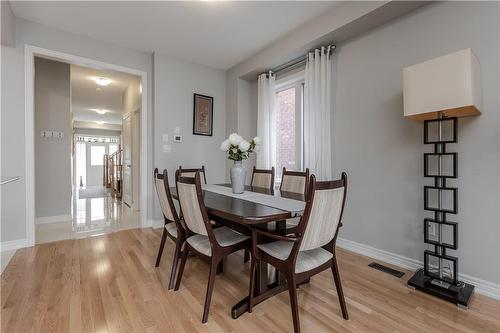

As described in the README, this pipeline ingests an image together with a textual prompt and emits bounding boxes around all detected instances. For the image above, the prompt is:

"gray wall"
[1,45,25,241]
[224,2,500,285]
[1,1,15,47]
[153,52,226,221]
[1,18,153,243]
[34,58,71,218]
[334,1,500,284]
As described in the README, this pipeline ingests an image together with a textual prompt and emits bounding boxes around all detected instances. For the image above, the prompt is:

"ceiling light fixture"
[92,76,111,86]
[90,108,108,115]
[95,121,105,125]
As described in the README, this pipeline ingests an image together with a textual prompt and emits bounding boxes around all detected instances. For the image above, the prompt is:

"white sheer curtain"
[256,71,276,168]
[304,46,333,180]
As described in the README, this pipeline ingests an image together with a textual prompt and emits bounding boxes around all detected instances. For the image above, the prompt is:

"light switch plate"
[175,126,181,134]
[162,144,172,153]
[45,131,53,138]
[173,135,182,143]
[162,134,169,142]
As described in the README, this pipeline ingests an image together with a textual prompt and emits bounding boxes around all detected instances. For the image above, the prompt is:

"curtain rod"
[265,44,336,77]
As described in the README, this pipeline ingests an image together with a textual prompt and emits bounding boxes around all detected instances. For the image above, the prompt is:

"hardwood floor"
[2,228,499,333]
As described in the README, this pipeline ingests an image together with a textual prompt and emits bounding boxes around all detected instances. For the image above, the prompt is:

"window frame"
[274,70,305,182]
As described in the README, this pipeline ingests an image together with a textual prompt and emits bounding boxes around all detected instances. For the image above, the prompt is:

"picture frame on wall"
[193,93,213,136]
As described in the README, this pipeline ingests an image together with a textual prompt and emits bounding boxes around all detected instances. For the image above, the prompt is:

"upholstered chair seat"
[257,240,333,273]
[267,217,301,231]
[187,226,249,257]
[165,222,178,238]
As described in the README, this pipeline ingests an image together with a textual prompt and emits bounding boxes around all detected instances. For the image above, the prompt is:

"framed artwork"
[193,93,213,136]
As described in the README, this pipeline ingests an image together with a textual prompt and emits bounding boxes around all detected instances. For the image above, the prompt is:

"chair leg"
[155,228,168,267]
[216,259,224,275]
[202,257,219,323]
[331,254,349,320]
[287,275,300,333]
[248,256,257,313]
[244,249,250,263]
[174,243,189,291]
[167,239,182,290]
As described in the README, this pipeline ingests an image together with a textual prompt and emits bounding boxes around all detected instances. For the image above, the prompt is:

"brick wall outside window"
[276,87,296,179]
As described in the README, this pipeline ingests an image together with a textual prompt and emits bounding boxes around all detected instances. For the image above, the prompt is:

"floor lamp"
[403,49,481,307]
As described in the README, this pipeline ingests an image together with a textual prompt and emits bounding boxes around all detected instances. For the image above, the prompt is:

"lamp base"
[407,269,475,308]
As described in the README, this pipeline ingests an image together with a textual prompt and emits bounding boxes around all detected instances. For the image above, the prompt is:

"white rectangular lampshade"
[403,48,481,121]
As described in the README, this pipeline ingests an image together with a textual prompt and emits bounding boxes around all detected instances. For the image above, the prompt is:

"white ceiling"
[71,64,139,125]
[10,1,340,69]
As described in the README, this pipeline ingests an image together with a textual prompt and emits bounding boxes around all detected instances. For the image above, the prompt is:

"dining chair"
[178,165,207,184]
[153,168,186,290]
[277,167,310,231]
[178,164,249,265]
[248,173,349,333]
[251,166,275,190]
[174,171,250,323]
[280,167,309,196]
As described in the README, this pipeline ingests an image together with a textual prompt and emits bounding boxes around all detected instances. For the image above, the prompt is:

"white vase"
[230,161,246,194]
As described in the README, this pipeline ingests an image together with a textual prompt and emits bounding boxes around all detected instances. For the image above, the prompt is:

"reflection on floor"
[36,185,139,244]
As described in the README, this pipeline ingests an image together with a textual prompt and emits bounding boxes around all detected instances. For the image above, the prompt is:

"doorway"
[26,46,148,246]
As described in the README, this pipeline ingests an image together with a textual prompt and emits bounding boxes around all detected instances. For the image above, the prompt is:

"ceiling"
[71,64,139,126]
[10,1,340,69]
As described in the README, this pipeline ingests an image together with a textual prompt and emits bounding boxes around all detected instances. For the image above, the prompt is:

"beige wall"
[34,57,71,218]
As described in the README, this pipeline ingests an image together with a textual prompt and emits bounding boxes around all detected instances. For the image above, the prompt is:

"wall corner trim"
[337,237,500,301]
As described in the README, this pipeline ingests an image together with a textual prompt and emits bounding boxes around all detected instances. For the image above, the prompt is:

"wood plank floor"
[2,228,500,333]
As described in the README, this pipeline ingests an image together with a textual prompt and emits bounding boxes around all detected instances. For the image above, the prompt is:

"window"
[90,145,106,166]
[75,142,86,186]
[274,72,304,180]
[109,144,119,156]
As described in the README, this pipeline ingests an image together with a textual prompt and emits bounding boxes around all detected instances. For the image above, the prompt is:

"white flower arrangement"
[220,133,260,161]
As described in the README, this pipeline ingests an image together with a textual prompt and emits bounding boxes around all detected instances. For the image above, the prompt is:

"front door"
[122,115,132,207]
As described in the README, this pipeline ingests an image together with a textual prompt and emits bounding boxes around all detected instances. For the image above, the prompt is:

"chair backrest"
[280,168,309,196]
[153,168,178,223]
[175,171,210,236]
[298,173,347,252]
[251,166,275,190]
[178,165,207,184]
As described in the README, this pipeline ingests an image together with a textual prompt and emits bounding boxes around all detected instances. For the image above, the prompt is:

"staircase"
[103,147,123,199]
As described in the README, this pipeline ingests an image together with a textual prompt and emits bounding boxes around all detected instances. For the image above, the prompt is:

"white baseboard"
[337,237,500,301]
[0,238,27,252]
[35,214,72,225]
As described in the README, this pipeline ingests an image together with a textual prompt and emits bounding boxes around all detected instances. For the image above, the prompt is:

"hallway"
[35,186,139,244]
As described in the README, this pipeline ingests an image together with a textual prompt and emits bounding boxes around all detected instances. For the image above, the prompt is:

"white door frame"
[24,45,150,247]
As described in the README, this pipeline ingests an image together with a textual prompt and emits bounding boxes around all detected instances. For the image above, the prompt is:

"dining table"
[170,183,307,319]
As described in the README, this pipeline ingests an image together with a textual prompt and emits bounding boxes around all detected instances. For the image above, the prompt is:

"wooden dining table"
[170,183,306,319]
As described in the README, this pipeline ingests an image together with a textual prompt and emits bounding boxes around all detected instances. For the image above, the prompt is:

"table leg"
[232,220,289,319]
